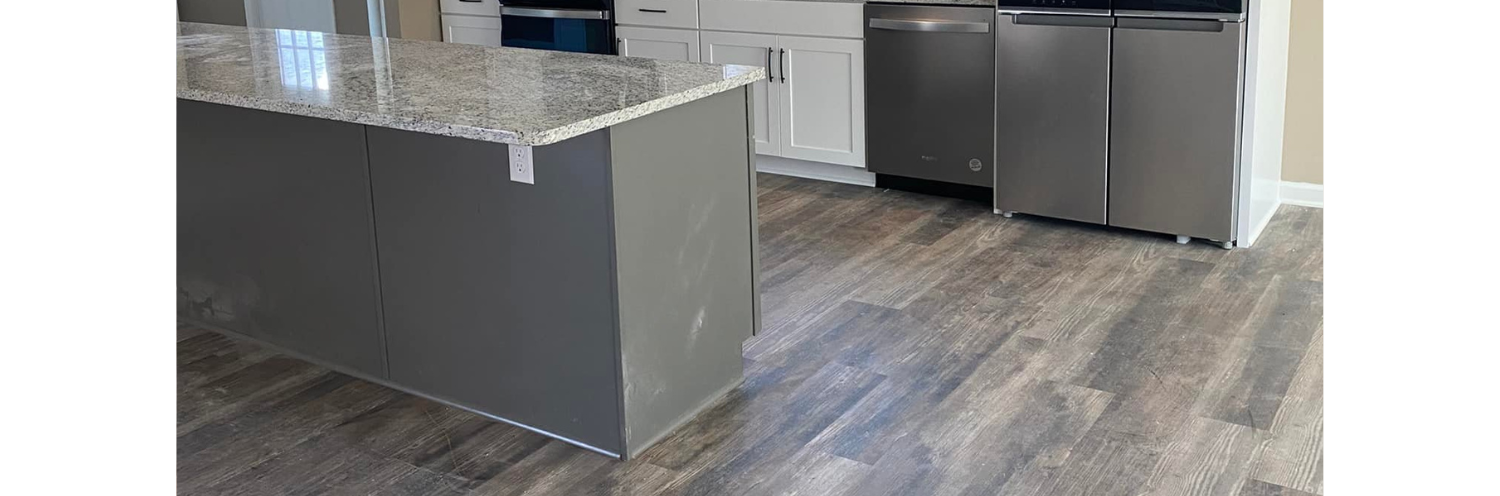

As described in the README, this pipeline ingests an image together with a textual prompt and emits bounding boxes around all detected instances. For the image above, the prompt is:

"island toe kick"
[177,87,760,459]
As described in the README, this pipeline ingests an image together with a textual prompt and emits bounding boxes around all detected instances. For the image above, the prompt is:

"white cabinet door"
[441,14,502,47]
[777,35,865,167]
[617,26,700,62]
[701,31,780,155]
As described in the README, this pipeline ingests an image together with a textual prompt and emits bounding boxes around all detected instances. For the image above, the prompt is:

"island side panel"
[608,88,755,457]
[367,127,625,456]
[745,89,763,337]
[177,100,388,378]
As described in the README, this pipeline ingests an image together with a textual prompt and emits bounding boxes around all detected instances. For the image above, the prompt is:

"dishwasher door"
[1108,17,1246,241]
[865,4,995,188]
[994,13,1113,224]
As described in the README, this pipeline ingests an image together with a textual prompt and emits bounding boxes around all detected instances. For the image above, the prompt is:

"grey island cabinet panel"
[177,90,757,458]
[366,125,625,455]
[176,100,388,378]
[609,89,754,456]
[176,22,764,459]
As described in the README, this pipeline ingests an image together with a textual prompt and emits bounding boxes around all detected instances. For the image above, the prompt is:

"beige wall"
[396,0,442,42]
[1281,0,1322,184]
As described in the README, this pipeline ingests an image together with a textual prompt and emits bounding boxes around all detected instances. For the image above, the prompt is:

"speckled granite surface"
[176,22,764,146]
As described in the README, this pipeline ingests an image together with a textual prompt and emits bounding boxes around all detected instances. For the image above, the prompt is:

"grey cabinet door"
[1108,18,1245,241]
[177,100,387,377]
[994,13,1113,224]
[367,127,625,455]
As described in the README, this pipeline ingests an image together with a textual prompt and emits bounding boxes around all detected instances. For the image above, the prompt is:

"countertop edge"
[176,67,765,147]
[528,67,766,146]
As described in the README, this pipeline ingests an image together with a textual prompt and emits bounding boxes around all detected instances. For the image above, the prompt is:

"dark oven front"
[499,0,615,55]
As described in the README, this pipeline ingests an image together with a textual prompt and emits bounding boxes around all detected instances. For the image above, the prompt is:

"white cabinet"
[777,35,864,167]
[701,31,779,155]
[617,0,699,29]
[441,14,502,47]
[439,0,501,17]
[701,31,864,167]
[617,26,700,62]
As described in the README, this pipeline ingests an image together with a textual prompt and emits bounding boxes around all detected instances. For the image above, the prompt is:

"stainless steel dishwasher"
[865,3,995,188]
[993,1,1114,224]
[1107,9,1246,243]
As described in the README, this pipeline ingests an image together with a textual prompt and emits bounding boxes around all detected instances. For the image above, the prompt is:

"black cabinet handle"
[765,48,773,82]
[638,8,667,13]
[459,0,481,3]
[779,48,787,83]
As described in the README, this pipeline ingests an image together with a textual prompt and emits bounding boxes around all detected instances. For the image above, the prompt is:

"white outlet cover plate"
[509,145,534,184]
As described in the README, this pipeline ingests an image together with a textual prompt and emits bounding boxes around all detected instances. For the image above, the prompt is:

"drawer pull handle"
[638,8,667,13]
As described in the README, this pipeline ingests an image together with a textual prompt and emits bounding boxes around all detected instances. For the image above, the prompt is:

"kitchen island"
[176,22,764,459]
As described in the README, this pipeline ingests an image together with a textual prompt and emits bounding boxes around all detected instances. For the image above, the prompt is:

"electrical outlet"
[509,145,534,184]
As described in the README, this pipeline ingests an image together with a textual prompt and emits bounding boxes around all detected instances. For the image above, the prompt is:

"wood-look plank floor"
[178,173,1324,496]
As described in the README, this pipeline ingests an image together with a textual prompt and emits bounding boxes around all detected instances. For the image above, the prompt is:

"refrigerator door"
[1107,17,1245,241]
[994,13,1113,224]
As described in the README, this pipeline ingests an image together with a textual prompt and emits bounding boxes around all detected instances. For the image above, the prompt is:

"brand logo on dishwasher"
[921,155,938,162]
[969,159,983,172]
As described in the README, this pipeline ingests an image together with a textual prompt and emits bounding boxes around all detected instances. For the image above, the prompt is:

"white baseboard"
[1280,181,1324,208]
[756,155,876,187]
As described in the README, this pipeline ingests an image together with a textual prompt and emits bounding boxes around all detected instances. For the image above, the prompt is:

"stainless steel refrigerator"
[994,0,1259,248]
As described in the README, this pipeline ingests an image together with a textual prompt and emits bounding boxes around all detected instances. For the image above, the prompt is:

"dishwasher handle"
[868,18,991,34]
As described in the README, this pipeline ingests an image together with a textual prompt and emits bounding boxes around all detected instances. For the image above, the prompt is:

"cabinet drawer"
[700,0,863,39]
[442,14,503,46]
[617,0,698,29]
[440,0,501,17]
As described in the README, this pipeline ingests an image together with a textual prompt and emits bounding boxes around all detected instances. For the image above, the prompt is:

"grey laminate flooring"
[177,173,1324,496]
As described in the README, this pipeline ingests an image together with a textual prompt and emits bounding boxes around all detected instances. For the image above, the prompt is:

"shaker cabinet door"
[617,26,700,62]
[701,30,780,155]
[776,35,865,167]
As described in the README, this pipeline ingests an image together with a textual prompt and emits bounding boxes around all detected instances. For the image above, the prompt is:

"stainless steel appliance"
[500,0,615,54]
[990,0,1249,247]
[1107,1,1246,243]
[865,4,995,188]
[993,0,1114,224]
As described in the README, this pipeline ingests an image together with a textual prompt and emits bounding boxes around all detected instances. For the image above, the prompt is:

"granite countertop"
[176,22,764,146]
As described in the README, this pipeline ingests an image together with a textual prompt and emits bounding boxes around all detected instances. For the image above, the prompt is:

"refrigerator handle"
[1010,14,1115,28]
[1114,17,1225,33]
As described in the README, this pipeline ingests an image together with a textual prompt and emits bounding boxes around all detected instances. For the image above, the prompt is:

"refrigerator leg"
[1175,235,1191,245]
[1001,211,1015,218]
[1220,241,1234,250]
